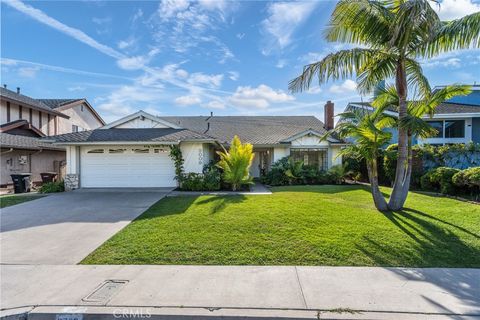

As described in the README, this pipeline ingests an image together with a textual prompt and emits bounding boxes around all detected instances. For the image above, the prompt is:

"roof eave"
[0,96,70,119]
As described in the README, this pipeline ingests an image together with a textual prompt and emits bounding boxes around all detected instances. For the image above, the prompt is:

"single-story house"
[346,85,480,146]
[46,102,345,189]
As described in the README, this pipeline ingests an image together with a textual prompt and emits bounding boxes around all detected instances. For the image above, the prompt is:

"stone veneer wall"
[64,174,79,191]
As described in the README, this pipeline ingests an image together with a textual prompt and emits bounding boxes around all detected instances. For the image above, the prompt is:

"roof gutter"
[51,141,181,146]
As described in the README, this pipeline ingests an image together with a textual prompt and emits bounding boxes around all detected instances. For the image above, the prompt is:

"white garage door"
[80,146,176,188]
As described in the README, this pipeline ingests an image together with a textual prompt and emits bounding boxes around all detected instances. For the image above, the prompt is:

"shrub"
[202,161,221,191]
[421,167,460,194]
[180,173,204,191]
[453,167,480,198]
[39,181,64,193]
[216,135,254,191]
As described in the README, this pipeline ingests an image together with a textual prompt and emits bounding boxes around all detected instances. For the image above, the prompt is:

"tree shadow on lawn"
[195,195,247,214]
[356,207,480,315]
[272,184,391,197]
[135,194,248,219]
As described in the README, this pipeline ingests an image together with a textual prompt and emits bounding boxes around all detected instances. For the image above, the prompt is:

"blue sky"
[1,0,479,123]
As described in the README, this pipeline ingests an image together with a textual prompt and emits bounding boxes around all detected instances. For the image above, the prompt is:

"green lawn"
[0,194,43,208]
[82,185,480,267]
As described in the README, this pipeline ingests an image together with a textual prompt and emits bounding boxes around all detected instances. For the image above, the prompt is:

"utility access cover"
[82,280,128,304]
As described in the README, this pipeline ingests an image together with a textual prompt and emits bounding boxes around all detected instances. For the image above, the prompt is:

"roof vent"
[3,84,6,89]
[16,87,20,94]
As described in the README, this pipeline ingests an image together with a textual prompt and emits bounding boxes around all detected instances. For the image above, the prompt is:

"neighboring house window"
[426,120,465,139]
[39,111,42,129]
[29,108,33,124]
[72,125,79,133]
[445,120,465,138]
[19,105,22,119]
[291,149,328,171]
[81,105,84,112]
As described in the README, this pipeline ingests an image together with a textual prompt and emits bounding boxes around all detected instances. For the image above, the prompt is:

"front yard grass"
[0,194,43,208]
[82,185,480,267]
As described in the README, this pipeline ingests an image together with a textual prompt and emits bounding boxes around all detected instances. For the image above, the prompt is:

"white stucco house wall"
[46,105,346,190]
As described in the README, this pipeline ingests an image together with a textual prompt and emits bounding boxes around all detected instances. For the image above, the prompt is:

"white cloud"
[188,72,223,88]
[116,48,159,70]
[203,100,226,110]
[117,55,149,70]
[236,33,245,40]
[158,0,190,19]
[175,95,202,106]
[299,52,326,64]
[329,80,357,94]
[68,86,86,92]
[276,59,287,68]
[229,84,295,109]
[307,86,322,94]
[117,36,137,50]
[261,2,318,54]
[228,71,239,81]
[431,0,480,20]
[18,66,39,78]
[3,0,124,60]
[131,8,143,23]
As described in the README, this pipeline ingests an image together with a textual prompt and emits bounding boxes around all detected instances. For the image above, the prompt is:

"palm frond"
[288,48,379,93]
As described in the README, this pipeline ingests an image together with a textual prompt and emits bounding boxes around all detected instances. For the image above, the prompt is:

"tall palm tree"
[289,0,480,210]
[330,108,395,211]
[371,84,472,198]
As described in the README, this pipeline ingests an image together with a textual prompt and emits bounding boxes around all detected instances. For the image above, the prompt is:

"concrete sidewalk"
[1,265,479,318]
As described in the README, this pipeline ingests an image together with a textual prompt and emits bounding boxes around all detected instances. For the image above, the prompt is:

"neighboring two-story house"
[0,86,104,188]
[345,85,480,146]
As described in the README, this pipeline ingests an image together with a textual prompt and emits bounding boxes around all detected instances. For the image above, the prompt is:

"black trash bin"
[40,172,58,183]
[10,173,32,194]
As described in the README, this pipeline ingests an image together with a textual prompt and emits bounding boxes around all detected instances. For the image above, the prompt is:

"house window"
[427,120,465,139]
[19,105,23,119]
[6,101,10,122]
[444,120,465,138]
[72,125,79,133]
[81,105,84,112]
[133,148,149,154]
[291,149,328,171]
[109,148,125,154]
[87,149,104,154]
[427,121,443,138]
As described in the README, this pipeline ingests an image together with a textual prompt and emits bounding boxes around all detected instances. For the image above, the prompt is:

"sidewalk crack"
[294,266,308,309]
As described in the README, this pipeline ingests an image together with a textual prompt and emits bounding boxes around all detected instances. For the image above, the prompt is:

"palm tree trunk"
[367,158,389,211]
[400,135,414,198]
[389,59,409,211]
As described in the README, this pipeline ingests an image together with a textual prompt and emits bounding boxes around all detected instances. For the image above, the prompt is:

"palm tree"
[371,84,472,198]
[329,108,395,211]
[289,0,480,210]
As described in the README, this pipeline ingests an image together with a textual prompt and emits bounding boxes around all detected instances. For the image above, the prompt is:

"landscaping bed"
[82,185,480,267]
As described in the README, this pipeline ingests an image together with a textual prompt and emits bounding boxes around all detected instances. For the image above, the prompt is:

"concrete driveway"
[0,189,171,264]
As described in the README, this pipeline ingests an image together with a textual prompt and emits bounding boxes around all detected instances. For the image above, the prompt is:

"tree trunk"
[367,158,389,211]
[389,59,409,211]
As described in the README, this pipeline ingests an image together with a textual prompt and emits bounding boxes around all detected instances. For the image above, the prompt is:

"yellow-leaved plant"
[216,135,255,191]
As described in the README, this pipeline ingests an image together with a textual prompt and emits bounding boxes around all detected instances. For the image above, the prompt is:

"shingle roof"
[47,128,214,143]
[161,116,329,145]
[0,133,64,150]
[348,101,480,115]
[0,88,67,117]
[37,99,83,109]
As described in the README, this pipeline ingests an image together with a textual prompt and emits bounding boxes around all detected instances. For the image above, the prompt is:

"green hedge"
[420,166,479,199]
[179,161,221,191]
[261,157,345,186]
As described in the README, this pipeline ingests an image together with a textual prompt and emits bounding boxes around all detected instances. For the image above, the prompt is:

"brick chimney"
[324,100,334,130]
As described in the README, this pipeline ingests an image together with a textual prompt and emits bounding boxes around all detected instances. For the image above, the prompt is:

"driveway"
[0,189,171,264]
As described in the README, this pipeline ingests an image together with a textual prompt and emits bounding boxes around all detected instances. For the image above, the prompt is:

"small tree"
[216,136,255,191]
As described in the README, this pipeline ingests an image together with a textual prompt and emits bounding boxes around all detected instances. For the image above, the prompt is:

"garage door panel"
[80,146,176,188]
